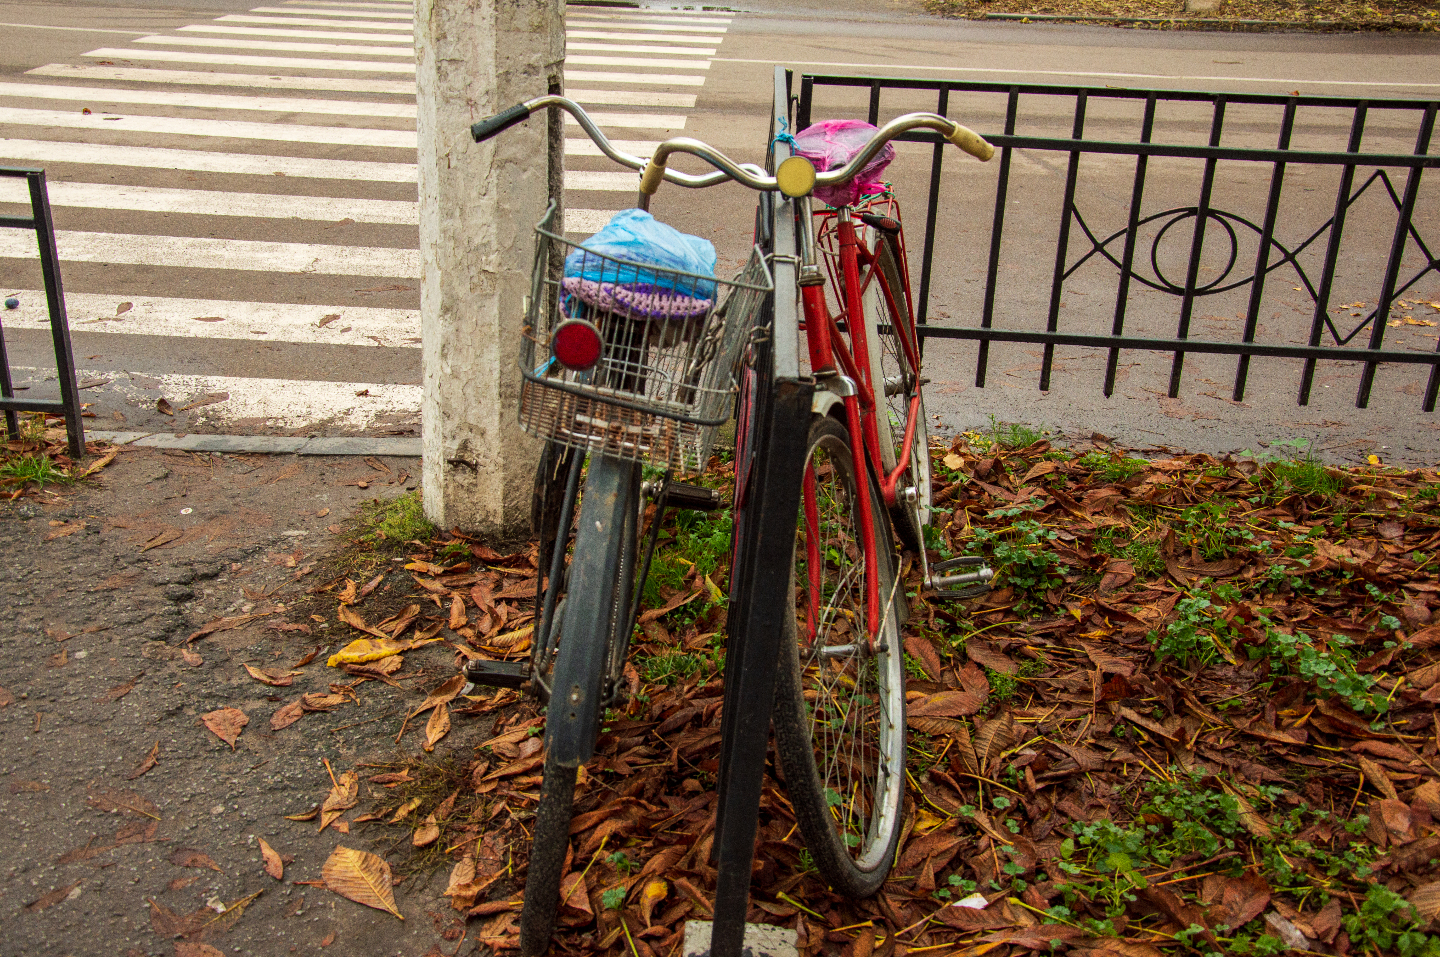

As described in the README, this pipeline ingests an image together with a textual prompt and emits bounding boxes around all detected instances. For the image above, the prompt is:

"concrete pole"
[416,0,565,536]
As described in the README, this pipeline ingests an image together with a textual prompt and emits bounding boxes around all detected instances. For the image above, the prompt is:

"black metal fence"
[795,76,1440,410]
[1,167,83,457]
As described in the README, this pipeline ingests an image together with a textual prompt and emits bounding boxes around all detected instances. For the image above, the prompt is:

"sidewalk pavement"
[0,445,485,957]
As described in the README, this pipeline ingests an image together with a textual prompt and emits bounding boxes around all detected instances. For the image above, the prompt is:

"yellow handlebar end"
[948,124,995,162]
[639,158,666,195]
[775,155,817,198]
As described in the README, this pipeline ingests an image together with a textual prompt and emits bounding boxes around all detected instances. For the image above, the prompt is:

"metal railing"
[1,167,83,457]
[796,75,1440,410]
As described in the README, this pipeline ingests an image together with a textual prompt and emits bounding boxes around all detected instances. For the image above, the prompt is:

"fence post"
[415,0,564,535]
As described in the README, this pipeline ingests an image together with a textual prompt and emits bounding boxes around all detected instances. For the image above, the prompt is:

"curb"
[87,430,421,457]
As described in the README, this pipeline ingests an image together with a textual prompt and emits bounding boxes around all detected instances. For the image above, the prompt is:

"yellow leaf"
[639,878,668,927]
[704,574,724,603]
[322,846,403,920]
[326,635,440,668]
[943,452,965,471]
[390,797,422,824]
[1368,454,1382,466]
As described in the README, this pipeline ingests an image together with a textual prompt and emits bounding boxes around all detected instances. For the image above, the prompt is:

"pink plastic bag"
[792,119,895,207]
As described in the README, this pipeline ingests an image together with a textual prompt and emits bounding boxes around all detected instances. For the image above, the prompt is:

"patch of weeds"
[1149,590,1232,667]
[968,516,1068,609]
[641,507,732,613]
[1342,884,1440,957]
[1142,770,1246,858]
[0,452,72,489]
[1246,438,1343,501]
[932,873,977,901]
[636,648,706,686]
[1252,616,1385,714]
[1174,500,1258,560]
[923,521,954,560]
[986,414,1046,450]
[352,491,436,552]
[987,667,1018,701]
[601,885,626,910]
[1078,450,1148,483]
[606,850,639,876]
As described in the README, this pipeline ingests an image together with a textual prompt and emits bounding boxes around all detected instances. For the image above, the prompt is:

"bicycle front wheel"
[773,415,906,898]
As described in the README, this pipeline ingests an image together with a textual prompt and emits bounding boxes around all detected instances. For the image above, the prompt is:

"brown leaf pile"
[327,440,1440,956]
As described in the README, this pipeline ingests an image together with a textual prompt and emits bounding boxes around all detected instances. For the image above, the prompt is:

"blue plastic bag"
[564,208,717,298]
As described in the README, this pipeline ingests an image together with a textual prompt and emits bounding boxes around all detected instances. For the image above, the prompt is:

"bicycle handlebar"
[470,95,993,196]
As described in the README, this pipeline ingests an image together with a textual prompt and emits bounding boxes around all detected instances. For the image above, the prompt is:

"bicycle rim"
[774,416,906,897]
[868,239,930,553]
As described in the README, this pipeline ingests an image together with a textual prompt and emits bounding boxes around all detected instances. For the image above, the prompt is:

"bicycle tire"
[867,237,931,554]
[773,415,906,898]
[519,454,641,956]
[518,752,579,956]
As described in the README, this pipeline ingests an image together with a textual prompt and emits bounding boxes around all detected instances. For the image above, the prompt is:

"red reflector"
[552,319,602,371]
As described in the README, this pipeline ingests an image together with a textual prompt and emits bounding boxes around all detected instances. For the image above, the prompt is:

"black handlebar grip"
[470,104,530,143]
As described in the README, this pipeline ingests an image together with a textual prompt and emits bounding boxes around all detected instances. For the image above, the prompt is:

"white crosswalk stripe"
[0,3,734,435]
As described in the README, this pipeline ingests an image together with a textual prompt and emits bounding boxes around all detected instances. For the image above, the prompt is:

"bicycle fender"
[544,457,632,767]
[811,389,843,419]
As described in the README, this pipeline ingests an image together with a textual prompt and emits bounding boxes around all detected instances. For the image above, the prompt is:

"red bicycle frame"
[797,199,924,643]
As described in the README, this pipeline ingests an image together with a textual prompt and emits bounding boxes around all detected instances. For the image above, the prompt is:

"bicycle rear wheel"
[519,454,641,957]
[773,415,906,898]
[867,237,931,554]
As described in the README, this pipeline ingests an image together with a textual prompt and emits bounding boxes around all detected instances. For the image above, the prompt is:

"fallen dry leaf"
[170,848,221,872]
[424,701,451,752]
[87,788,160,820]
[242,663,296,687]
[270,699,305,731]
[258,838,284,881]
[26,880,82,912]
[319,771,359,833]
[201,707,248,750]
[175,943,226,957]
[127,741,160,780]
[322,846,403,919]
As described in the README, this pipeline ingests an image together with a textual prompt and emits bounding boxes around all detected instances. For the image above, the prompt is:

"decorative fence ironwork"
[795,75,1440,410]
[1,167,83,456]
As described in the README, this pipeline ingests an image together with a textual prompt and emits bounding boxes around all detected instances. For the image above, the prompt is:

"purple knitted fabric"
[562,277,712,322]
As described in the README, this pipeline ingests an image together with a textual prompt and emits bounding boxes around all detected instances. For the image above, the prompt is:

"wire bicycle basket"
[518,203,772,474]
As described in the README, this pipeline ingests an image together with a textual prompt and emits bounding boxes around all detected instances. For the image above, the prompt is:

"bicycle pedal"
[925,557,994,600]
[463,659,530,690]
[932,555,987,573]
[660,481,723,512]
[930,583,994,600]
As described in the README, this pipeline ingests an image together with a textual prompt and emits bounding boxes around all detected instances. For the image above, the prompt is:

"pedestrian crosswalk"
[1,0,736,437]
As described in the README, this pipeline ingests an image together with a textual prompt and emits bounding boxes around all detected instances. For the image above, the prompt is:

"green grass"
[986,415,1047,451]
[1244,438,1343,501]
[1078,450,1149,483]
[636,648,708,686]
[0,453,73,489]
[352,491,436,551]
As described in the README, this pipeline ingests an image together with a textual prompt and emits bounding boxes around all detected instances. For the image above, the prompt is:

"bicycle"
[464,94,993,955]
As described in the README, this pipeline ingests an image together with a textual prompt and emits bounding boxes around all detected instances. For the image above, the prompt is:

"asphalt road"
[2,0,1438,462]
